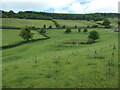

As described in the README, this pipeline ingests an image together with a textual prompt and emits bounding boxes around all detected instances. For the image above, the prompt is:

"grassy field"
[55,18,118,28]
[2,18,56,28]
[55,19,99,28]
[2,27,118,88]
[2,29,45,46]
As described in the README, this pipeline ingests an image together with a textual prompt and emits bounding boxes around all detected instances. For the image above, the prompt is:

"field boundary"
[1,34,50,50]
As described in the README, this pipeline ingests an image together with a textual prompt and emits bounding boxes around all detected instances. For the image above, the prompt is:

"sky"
[0,0,119,14]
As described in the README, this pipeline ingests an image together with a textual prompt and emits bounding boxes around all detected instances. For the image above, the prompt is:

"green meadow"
[2,18,118,88]
[2,18,56,28]
[2,29,45,46]
[55,19,97,28]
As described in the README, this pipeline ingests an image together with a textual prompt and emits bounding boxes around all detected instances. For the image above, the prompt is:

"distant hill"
[0,10,119,20]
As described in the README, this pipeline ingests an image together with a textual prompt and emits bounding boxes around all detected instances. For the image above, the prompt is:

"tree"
[49,25,52,29]
[63,25,66,28]
[19,26,34,41]
[83,28,88,32]
[43,24,46,28]
[78,28,81,32]
[92,25,98,28]
[65,28,71,33]
[87,25,90,28]
[103,19,110,28]
[8,10,15,17]
[75,25,77,28]
[39,28,46,34]
[88,31,100,41]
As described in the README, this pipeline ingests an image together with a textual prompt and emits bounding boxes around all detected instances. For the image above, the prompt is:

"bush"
[88,30,100,40]
[78,28,81,32]
[92,25,98,28]
[102,19,110,28]
[63,25,66,28]
[75,25,77,28]
[39,28,46,34]
[49,25,52,29]
[43,24,46,28]
[83,28,88,32]
[65,28,71,33]
[19,26,34,41]
[87,26,90,28]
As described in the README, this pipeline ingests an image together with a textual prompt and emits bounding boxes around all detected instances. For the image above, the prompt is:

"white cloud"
[67,2,85,13]
[0,0,119,13]
[1,0,75,12]
[54,10,69,14]
[85,0,119,13]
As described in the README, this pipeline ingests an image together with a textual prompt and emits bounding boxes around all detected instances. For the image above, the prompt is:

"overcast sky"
[0,0,119,14]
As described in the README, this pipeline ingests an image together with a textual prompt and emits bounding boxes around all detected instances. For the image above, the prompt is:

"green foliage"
[43,24,46,28]
[103,19,111,28]
[94,17,103,21]
[63,25,66,28]
[88,30,100,40]
[83,28,88,32]
[92,25,98,28]
[65,28,71,33]
[78,28,81,32]
[19,26,34,41]
[87,25,90,28]
[49,25,52,29]
[39,28,46,34]
[75,25,77,28]
[2,10,118,20]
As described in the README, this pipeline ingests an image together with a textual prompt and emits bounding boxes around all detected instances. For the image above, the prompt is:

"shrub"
[65,28,71,33]
[43,24,46,28]
[19,26,34,41]
[83,28,88,32]
[49,25,52,29]
[92,25,98,28]
[78,28,81,32]
[118,21,120,26]
[87,25,90,28]
[75,25,77,28]
[39,28,46,34]
[102,19,110,28]
[88,30,100,40]
[63,25,66,28]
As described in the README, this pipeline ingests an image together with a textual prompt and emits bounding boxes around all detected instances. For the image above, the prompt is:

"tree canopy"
[1,10,119,20]
[88,31,100,40]
[19,26,34,41]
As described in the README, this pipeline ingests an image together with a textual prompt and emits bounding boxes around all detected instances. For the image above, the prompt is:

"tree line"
[1,10,119,20]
